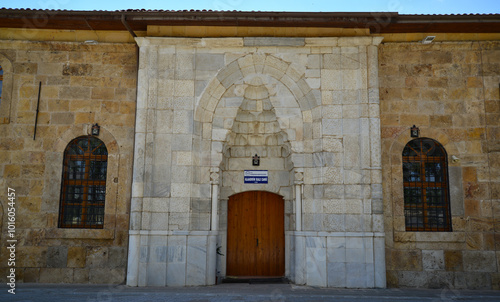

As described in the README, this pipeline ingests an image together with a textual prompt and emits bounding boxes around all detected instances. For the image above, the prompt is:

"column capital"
[294,171,304,185]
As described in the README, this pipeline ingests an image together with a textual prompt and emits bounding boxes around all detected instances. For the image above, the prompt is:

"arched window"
[403,138,452,232]
[59,136,108,228]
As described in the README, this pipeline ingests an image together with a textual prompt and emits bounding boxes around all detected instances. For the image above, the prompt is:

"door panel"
[227,191,285,277]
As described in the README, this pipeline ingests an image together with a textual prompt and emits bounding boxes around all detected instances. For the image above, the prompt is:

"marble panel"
[167,236,187,263]
[166,262,186,286]
[146,261,166,286]
[327,262,346,287]
[346,262,367,288]
[294,235,306,284]
[187,236,208,286]
[138,262,148,286]
[305,237,327,287]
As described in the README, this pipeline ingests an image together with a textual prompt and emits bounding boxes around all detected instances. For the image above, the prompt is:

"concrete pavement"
[4,283,500,302]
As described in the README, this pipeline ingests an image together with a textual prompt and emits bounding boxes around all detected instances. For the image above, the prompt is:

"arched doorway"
[226,191,285,277]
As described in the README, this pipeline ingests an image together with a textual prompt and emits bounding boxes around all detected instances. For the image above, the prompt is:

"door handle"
[256,238,259,247]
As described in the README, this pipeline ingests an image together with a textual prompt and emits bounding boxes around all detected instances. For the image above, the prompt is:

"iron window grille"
[402,138,452,232]
[58,136,108,228]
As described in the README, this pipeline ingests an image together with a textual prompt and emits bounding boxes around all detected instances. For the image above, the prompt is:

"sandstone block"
[92,87,115,100]
[39,268,74,283]
[89,268,125,284]
[14,62,38,74]
[86,247,109,268]
[51,112,75,124]
[463,251,496,272]
[444,250,463,271]
[390,249,422,271]
[67,247,86,268]
[422,250,445,271]
[60,86,91,99]
[47,99,69,111]
[4,164,21,178]
[62,63,93,76]
[108,247,127,269]
[73,269,90,283]
[23,268,40,282]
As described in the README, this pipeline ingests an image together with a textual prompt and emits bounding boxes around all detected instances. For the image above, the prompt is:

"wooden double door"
[226,191,285,277]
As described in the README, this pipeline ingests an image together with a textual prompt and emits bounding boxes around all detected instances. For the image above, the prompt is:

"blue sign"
[244,170,268,184]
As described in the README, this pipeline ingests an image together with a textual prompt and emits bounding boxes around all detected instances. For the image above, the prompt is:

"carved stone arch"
[389,126,459,163]
[54,124,119,154]
[194,53,318,168]
[0,52,14,124]
[195,53,319,124]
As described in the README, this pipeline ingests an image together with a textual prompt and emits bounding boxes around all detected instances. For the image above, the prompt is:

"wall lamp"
[421,36,436,44]
[91,123,100,136]
[410,125,420,138]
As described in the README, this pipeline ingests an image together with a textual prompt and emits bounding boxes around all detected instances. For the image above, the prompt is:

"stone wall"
[379,41,500,289]
[0,40,137,283]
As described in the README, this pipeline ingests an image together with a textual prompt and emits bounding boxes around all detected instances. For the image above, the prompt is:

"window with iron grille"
[403,138,452,232]
[58,136,108,228]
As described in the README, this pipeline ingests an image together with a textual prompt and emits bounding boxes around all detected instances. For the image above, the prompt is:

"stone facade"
[126,36,385,288]
[380,41,500,289]
[0,40,137,283]
[0,11,498,290]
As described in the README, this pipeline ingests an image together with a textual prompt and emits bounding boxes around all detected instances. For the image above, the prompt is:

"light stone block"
[327,237,346,262]
[323,199,345,214]
[324,167,343,184]
[328,262,346,287]
[346,262,367,288]
[196,53,225,71]
[345,215,363,232]
[175,151,192,166]
[322,105,342,119]
[170,197,190,212]
[173,110,194,134]
[156,110,173,133]
[174,80,194,97]
[305,237,327,287]
[422,250,445,271]
[345,199,363,214]
[322,119,342,136]
[186,236,208,286]
[147,260,166,286]
[321,69,342,90]
[346,247,365,263]
[166,263,186,286]
[170,184,191,198]
[151,212,169,230]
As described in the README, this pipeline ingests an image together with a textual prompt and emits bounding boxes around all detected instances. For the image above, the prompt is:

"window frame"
[402,138,452,232]
[58,136,108,229]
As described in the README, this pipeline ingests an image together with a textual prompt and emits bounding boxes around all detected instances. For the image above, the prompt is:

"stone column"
[210,167,220,231]
[207,167,220,285]
[293,170,305,284]
[294,171,304,231]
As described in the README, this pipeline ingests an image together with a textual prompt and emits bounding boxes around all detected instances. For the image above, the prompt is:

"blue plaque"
[244,170,268,184]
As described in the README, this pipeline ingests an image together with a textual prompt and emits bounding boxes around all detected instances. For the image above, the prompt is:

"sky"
[4,0,500,14]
